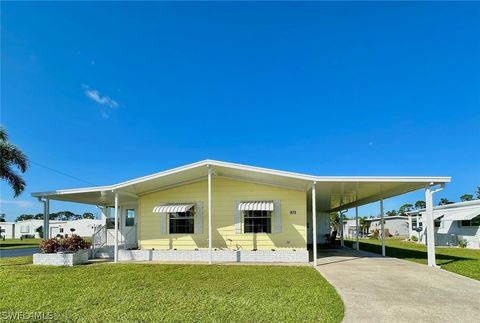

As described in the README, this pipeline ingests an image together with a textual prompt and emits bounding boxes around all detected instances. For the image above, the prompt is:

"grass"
[0,256,344,322]
[345,238,480,280]
[0,238,41,250]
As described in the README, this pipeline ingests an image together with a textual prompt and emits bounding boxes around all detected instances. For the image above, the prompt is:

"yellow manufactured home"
[32,160,450,266]
[140,177,307,251]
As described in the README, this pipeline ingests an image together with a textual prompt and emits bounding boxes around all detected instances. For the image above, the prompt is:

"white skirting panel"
[118,249,309,263]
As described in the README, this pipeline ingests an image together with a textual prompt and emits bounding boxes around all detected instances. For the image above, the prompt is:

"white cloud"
[85,89,118,108]
[0,199,35,208]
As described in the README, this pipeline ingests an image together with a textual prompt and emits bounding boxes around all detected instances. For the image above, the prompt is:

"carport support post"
[339,211,344,247]
[380,199,385,257]
[425,185,443,267]
[312,182,317,266]
[114,192,119,263]
[355,206,359,251]
[207,165,212,265]
[339,185,344,247]
[43,198,50,240]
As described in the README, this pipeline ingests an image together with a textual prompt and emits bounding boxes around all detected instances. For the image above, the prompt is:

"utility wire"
[29,160,97,186]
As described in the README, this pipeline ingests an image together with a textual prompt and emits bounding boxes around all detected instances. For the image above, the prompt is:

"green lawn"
[0,238,41,250]
[345,238,480,280]
[0,256,344,322]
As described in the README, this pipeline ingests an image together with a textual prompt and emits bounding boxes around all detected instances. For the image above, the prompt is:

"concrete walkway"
[315,248,480,323]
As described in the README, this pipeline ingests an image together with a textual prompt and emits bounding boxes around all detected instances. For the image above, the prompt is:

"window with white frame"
[244,210,272,233]
[169,209,194,234]
[20,225,30,233]
[106,207,118,229]
[126,209,135,227]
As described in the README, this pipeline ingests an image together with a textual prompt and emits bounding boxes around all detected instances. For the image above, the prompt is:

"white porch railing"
[92,224,137,258]
[92,224,107,249]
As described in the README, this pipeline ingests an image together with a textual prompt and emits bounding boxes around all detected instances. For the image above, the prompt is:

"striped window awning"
[153,204,195,213]
[238,201,274,211]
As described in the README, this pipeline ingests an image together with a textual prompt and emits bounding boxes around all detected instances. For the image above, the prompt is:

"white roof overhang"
[441,209,480,221]
[32,159,451,210]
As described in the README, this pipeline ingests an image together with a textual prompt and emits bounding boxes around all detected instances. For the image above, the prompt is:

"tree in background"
[359,217,368,236]
[386,210,398,217]
[414,200,426,209]
[16,214,34,221]
[460,194,473,202]
[330,212,340,231]
[0,126,29,197]
[398,203,413,215]
[477,186,480,199]
[0,213,5,222]
[82,212,94,219]
[438,198,454,205]
[16,211,89,222]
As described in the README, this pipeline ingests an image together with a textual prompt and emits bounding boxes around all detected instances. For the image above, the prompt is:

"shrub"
[62,236,91,252]
[40,238,61,253]
[411,235,418,242]
[458,238,468,248]
[36,226,44,239]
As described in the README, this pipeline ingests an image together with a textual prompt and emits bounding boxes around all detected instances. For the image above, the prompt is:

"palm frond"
[0,126,7,141]
[0,164,26,197]
[0,141,28,172]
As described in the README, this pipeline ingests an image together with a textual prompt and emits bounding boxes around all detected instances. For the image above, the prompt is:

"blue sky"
[1,2,479,221]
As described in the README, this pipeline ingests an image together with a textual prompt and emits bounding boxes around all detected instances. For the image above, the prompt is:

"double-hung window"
[169,209,194,234]
[244,210,272,233]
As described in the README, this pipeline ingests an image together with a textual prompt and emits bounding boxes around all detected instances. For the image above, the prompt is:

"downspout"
[37,197,49,240]
[339,209,347,247]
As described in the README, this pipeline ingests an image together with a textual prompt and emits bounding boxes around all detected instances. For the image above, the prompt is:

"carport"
[309,177,450,267]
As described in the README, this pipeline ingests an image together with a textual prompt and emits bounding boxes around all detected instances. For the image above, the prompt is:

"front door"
[123,207,137,248]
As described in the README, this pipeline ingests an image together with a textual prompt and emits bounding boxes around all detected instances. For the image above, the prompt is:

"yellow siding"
[139,178,307,250]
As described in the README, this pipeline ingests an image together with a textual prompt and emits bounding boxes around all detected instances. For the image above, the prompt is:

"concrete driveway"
[316,248,480,323]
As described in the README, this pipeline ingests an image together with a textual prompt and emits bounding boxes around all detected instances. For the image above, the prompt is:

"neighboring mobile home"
[2,219,104,239]
[0,222,15,239]
[366,216,409,237]
[32,160,450,265]
[408,200,480,249]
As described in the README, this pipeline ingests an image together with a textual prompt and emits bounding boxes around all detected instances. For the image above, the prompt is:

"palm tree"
[359,217,368,236]
[0,126,28,197]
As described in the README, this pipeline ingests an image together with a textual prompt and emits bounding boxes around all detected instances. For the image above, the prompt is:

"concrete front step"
[93,245,137,259]
[95,252,113,259]
[93,247,114,259]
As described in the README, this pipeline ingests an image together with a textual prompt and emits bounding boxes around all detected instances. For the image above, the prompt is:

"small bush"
[62,236,91,252]
[411,235,418,242]
[39,236,91,253]
[40,238,61,253]
[458,238,468,248]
